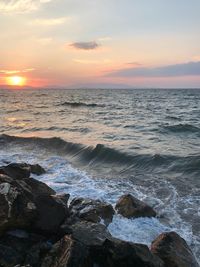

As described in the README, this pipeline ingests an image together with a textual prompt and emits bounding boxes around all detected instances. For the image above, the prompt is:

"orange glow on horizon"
[6,76,26,86]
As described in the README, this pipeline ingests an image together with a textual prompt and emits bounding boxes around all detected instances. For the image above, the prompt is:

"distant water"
[0,88,200,262]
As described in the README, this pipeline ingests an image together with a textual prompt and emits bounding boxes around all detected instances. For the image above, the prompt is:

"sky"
[0,0,200,88]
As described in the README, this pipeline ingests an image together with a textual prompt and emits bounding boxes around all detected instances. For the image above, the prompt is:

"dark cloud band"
[107,61,200,77]
[70,41,100,50]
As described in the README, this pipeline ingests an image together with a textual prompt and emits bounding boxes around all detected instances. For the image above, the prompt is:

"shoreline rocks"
[69,197,115,225]
[151,231,199,267]
[0,162,199,267]
[115,193,157,218]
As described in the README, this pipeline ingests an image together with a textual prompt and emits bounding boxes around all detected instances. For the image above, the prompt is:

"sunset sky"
[0,0,200,88]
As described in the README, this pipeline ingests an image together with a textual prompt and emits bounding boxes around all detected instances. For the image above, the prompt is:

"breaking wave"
[1,134,200,175]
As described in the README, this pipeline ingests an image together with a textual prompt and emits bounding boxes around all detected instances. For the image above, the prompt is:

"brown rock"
[151,232,199,267]
[115,194,156,218]
[41,235,91,267]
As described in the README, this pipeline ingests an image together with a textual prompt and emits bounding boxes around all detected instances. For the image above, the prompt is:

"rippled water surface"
[0,88,199,261]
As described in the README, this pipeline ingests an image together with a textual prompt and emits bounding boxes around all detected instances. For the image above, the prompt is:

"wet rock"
[0,162,46,179]
[24,178,55,197]
[68,221,163,266]
[0,180,37,234]
[30,164,46,175]
[41,235,91,267]
[151,231,199,267]
[0,230,48,267]
[115,194,156,218]
[70,197,115,225]
[68,220,112,247]
[0,243,23,267]
[34,194,70,234]
[41,230,164,267]
[95,238,164,267]
[2,163,31,180]
[0,167,67,234]
[0,173,13,183]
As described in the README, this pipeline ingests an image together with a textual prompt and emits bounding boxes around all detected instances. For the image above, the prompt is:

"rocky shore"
[0,162,199,267]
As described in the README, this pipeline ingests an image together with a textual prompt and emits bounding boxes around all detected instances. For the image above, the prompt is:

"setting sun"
[6,76,26,86]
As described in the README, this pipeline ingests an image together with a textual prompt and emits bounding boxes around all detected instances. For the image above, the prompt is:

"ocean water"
[0,88,199,262]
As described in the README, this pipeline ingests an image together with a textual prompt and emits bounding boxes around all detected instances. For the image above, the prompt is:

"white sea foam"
[108,216,170,246]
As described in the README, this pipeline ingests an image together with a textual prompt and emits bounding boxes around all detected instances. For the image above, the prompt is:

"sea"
[0,88,199,262]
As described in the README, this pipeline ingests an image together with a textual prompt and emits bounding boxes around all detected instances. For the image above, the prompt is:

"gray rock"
[70,197,115,225]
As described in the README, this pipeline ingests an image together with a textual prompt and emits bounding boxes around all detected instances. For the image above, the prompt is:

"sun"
[6,76,26,86]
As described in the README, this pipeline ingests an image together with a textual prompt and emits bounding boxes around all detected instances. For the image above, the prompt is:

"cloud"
[0,0,52,13]
[31,17,68,26]
[70,41,100,50]
[0,68,35,75]
[106,61,200,77]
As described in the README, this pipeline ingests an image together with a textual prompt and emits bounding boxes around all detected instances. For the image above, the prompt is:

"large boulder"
[68,220,112,247]
[93,238,164,267]
[151,232,199,267]
[115,194,156,218]
[33,194,70,234]
[0,169,69,235]
[24,178,55,197]
[69,197,115,225]
[0,179,37,234]
[0,230,51,267]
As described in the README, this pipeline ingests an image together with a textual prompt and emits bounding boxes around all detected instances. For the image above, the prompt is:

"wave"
[1,134,200,175]
[162,124,200,134]
[165,115,181,121]
[58,101,99,108]
[21,126,91,133]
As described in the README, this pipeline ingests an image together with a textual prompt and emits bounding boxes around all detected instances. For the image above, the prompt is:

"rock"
[151,232,199,267]
[41,230,164,267]
[70,197,115,225]
[0,243,23,267]
[0,181,37,234]
[2,163,31,180]
[41,235,91,267]
[0,230,50,267]
[30,164,46,175]
[68,220,112,247]
[33,194,70,234]
[0,162,46,179]
[0,173,13,183]
[115,194,156,218]
[93,238,164,267]
[24,178,55,197]
[0,167,67,235]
